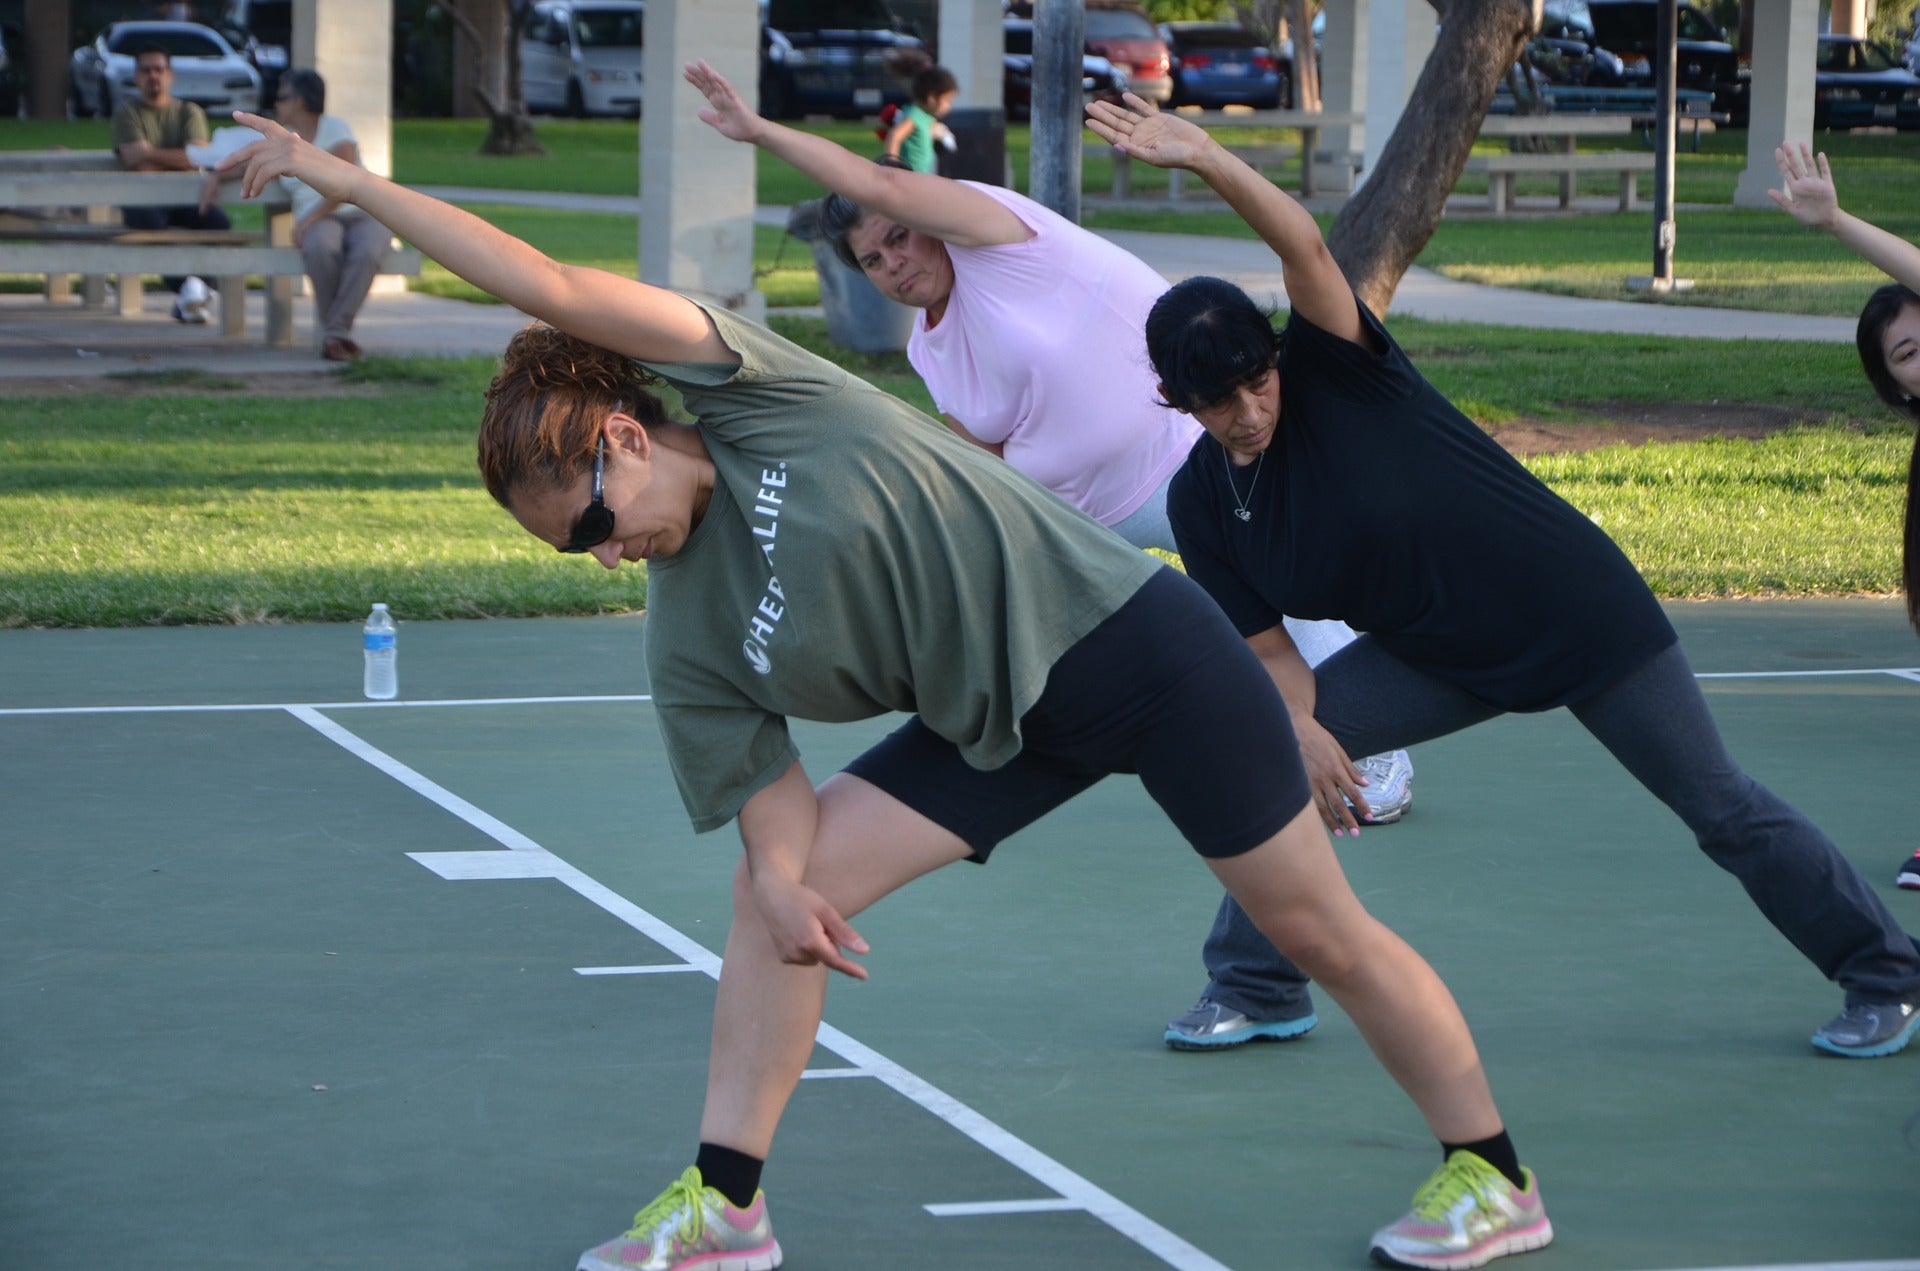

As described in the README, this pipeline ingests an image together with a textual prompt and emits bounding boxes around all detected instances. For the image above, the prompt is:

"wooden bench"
[1461,149,1655,215]
[0,162,420,347]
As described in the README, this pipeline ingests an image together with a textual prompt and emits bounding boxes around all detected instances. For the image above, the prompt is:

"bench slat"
[0,242,421,276]
[1463,152,1656,173]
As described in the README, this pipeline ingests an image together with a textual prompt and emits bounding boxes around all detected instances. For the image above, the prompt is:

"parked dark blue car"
[1158,21,1283,110]
[1814,35,1920,131]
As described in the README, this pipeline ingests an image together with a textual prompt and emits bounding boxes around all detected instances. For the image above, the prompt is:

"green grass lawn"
[0,316,1907,628]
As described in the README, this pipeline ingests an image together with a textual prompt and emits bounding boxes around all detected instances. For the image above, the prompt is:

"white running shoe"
[1351,750,1413,824]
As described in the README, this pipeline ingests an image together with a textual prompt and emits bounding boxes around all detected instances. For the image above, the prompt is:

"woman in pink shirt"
[689,60,1421,1052]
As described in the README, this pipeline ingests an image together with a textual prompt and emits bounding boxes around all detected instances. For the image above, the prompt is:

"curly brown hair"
[477,324,669,509]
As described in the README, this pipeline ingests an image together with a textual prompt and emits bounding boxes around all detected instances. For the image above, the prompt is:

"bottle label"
[364,632,396,652]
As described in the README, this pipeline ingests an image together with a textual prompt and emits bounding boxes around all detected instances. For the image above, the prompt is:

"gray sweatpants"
[1200,638,1920,1017]
[302,211,391,343]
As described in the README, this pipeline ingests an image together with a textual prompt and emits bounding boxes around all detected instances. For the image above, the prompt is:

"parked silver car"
[70,20,261,119]
[520,0,645,118]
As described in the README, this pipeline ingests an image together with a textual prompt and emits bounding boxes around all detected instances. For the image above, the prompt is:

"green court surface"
[3,601,1917,1271]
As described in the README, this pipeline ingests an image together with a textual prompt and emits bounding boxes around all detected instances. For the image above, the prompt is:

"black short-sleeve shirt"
[1167,300,1676,712]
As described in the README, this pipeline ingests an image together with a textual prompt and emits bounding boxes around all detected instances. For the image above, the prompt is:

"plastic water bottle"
[362,603,398,700]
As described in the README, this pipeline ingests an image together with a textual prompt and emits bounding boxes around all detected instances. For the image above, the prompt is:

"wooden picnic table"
[0,159,417,344]
[1110,108,1366,201]
[1473,113,1643,210]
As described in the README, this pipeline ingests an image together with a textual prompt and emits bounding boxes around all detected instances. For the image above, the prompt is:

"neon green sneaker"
[577,1166,782,1271]
[1369,1150,1553,1270]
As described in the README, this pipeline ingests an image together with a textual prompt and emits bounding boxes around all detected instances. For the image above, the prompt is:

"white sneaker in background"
[173,276,212,324]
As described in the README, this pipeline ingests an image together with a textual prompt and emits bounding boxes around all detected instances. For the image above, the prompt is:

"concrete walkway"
[0,182,1853,381]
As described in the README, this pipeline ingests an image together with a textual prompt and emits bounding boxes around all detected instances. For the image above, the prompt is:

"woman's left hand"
[1085,92,1214,170]
[684,59,765,144]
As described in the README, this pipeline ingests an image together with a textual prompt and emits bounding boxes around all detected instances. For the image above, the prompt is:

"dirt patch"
[1488,400,1832,456]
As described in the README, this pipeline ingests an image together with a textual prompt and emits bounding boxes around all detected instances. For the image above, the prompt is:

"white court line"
[5,664,1919,719]
[282,705,1231,1271]
[1695,668,1920,680]
[0,693,653,718]
[798,1067,871,1080]
[573,964,705,976]
[926,1199,1085,1217]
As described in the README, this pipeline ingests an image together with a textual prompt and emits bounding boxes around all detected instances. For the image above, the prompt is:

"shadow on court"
[2,601,1917,1271]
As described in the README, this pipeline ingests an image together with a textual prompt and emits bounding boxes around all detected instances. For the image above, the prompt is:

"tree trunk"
[1288,0,1321,110]
[446,0,547,156]
[1326,0,1537,316]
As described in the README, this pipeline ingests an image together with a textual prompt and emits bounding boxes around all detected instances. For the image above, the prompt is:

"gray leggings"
[1202,639,1920,1015]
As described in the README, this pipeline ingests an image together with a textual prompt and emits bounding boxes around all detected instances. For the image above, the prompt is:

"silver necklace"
[1223,448,1264,522]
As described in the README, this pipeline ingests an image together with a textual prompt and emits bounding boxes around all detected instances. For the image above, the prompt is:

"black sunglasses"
[561,434,615,553]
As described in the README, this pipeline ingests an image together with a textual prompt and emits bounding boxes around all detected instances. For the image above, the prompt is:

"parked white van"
[521,0,644,117]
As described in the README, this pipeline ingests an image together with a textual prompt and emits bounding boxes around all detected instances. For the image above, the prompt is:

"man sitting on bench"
[112,44,230,323]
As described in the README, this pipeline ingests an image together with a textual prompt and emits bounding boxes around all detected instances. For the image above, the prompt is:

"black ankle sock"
[1440,1130,1527,1191]
[694,1142,764,1209]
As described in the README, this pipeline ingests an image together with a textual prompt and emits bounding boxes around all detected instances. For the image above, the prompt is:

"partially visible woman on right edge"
[1768,141,1920,892]
[1082,94,1920,1059]
[271,69,394,362]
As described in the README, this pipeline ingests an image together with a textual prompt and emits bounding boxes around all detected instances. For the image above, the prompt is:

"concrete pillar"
[294,0,401,298]
[1829,0,1868,36]
[1316,0,1366,193]
[1357,0,1434,188]
[938,0,1003,111]
[293,0,393,179]
[1734,0,1818,208]
[641,0,763,321]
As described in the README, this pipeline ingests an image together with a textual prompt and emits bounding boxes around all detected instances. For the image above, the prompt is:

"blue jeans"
[1200,639,1920,1018]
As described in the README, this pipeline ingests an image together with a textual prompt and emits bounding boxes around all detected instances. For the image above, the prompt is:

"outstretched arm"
[684,59,1027,250]
[1085,93,1364,345]
[1770,143,1920,294]
[220,112,735,366]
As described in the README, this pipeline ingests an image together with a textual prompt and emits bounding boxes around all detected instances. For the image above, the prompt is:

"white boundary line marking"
[0,693,654,718]
[798,1067,872,1080]
[573,964,705,976]
[281,705,1232,1271]
[1694,668,1920,680]
[926,1199,1085,1217]
[5,665,1918,719]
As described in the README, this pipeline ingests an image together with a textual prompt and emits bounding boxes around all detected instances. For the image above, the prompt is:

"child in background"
[885,65,958,173]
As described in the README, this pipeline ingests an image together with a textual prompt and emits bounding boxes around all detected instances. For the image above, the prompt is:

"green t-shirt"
[641,305,1161,832]
[898,103,937,174]
[110,98,210,156]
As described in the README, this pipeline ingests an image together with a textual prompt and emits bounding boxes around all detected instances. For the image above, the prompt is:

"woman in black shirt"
[1085,96,1920,1065]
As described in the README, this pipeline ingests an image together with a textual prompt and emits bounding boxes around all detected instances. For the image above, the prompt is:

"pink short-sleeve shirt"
[907,183,1200,526]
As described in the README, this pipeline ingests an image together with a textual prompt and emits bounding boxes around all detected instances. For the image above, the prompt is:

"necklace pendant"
[1234,508,1252,522]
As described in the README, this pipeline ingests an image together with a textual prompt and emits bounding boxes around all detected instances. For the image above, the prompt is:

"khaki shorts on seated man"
[112,44,231,322]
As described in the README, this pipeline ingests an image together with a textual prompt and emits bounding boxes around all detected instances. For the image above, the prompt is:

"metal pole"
[1030,0,1085,221]
[1653,0,1678,283]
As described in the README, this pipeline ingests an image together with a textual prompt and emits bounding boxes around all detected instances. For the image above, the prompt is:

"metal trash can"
[786,199,916,354]
[937,106,1010,187]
